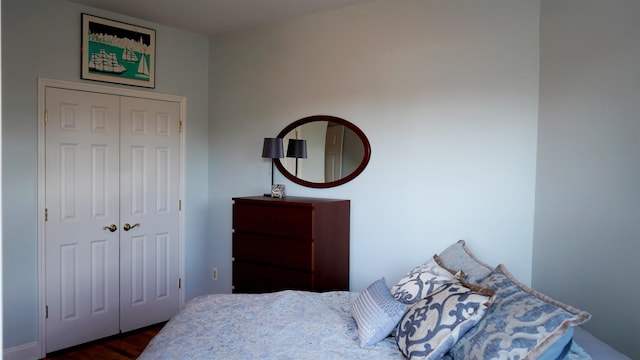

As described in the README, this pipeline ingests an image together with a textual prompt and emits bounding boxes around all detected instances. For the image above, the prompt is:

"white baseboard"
[3,341,42,360]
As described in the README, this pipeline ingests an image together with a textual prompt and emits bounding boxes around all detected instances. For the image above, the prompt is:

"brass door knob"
[123,223,140,231]
[103,224,117,232]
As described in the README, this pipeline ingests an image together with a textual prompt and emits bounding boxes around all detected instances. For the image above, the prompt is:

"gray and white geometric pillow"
[396,280,495,360]
[437,240,494,284]
[390,256,455,304]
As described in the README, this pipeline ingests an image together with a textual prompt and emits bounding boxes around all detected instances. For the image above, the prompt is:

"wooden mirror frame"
[274,115,371,188]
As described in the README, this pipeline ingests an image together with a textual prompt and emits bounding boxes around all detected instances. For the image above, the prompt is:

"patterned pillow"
[352,278,407,347]
[390,256,456,304]
[438,240,493,284]
[449,265,591,360]
[396,280,495,360]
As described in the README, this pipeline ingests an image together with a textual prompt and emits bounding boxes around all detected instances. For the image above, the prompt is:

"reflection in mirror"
[275,115,371,188]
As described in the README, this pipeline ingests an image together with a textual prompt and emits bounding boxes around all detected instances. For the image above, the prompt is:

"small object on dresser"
[271,184,285,198]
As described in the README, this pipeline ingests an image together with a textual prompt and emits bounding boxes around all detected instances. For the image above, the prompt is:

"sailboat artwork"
[82,14,156,88]
[136,52,150,78]
[89,49,127,74]
[135,36,150,79]
[121,48,138,62]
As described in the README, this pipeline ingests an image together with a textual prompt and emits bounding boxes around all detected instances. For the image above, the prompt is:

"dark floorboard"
[42,322,165,360]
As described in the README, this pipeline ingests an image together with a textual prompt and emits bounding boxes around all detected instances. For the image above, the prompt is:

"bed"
[140,241,630,360]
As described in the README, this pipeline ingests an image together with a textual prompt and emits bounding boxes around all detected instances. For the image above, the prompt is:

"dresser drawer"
[233,233,312,271]
[232,203,313,238]
[232,261,312,293]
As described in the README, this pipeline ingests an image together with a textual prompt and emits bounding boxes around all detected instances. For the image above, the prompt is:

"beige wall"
[535,1,640,358]
[208,0,540,294]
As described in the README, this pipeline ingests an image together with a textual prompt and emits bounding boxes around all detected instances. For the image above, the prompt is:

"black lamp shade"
[286,139,307,159]
[262,138,284,159]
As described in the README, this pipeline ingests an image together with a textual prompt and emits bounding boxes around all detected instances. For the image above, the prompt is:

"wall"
[208,0,540,294]
[534,1,640,358]
[1,0,210,353]
[13,0,636,357]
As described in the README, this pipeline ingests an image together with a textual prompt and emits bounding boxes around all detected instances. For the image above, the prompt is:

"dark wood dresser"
[232,196,350,293]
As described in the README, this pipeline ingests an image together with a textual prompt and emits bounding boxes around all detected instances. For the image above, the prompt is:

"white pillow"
[390,256,455,304]
[396,279,495,360]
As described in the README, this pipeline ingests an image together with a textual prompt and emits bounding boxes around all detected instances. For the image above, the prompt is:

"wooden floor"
[42,322,165,360]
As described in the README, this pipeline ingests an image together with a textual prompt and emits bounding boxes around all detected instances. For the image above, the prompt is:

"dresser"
[232,196,350,293]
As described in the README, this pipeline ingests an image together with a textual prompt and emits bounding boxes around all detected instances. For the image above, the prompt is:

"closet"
[43,86,181,352]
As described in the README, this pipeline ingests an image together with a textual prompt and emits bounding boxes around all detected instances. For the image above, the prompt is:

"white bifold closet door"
[44,87,180,352]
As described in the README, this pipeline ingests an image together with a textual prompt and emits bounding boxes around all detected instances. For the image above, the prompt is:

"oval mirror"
[274,115,371,188]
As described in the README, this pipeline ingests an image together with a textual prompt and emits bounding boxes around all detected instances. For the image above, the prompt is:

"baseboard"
[3,341,42,360]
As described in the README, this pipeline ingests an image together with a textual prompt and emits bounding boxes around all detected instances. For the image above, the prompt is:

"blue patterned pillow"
[352,278,407,347]
[449,265,591,360]
[390,256,456,304]
[396,280,495,360]
[438,240,493,284]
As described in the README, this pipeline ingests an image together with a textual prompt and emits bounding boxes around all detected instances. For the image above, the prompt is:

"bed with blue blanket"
[140,241,629,360]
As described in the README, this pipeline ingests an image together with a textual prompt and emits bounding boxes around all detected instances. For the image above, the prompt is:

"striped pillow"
[352,278,407,347]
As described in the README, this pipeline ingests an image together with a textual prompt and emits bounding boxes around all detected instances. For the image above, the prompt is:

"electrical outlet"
[212,267,218,281]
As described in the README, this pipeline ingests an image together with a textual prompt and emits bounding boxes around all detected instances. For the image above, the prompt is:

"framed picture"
[81,14,155,88]
[271,184,285,198]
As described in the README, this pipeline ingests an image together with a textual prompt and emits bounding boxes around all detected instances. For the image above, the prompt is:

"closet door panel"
[119,96,181,332]
[45,88,121,353]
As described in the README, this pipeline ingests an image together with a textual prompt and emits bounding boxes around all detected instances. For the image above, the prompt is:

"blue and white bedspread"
[139,290,404,360]
[139,290,593,360]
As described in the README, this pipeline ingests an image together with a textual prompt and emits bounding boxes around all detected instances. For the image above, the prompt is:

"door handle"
[123,223,140,231]
[103,224,118,232]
